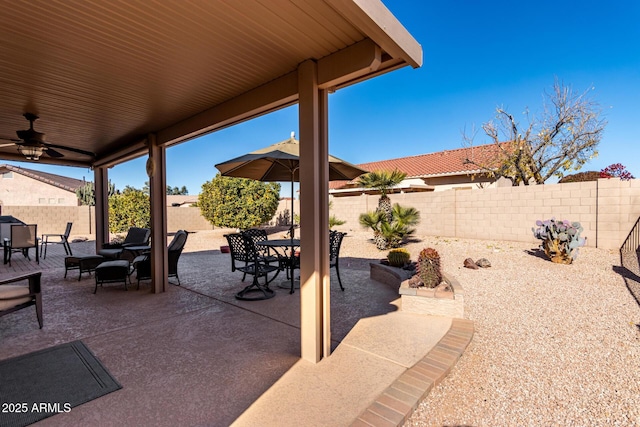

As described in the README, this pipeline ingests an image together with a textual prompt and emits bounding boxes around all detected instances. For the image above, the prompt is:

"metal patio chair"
[40,221,73,259]
[132,230,189,287]
[0,272,43,328]
[98,227,151,260]
[3,224,39,266]
[224,233,279,300]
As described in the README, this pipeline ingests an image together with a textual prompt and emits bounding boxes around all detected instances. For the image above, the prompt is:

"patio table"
[258,239,300,294]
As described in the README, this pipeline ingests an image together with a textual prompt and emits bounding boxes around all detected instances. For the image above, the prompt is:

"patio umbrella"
[215,133,367,238]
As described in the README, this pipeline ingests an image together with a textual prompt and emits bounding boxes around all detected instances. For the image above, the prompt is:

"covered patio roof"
[0,0,421,167]
[0,0,422,363]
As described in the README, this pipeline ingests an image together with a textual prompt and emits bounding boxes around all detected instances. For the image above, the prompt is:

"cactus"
[532,218,585,264]
[76,180,116,206]
[417,247,442,288]
[387,248,410,267]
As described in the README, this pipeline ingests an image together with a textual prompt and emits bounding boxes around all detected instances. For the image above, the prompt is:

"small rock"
[435,282,452,292]
[476,258,491,268]
[464,258,478,269]
[408,275,422,288]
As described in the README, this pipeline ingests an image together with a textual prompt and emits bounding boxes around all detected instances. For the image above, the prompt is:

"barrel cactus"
[532,218,586,264]
[417,247,442,288]
[387,248,410,267]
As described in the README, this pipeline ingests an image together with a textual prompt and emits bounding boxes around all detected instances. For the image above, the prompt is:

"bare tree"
[463,79,607,185]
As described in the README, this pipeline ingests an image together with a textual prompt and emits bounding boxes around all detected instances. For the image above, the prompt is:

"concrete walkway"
[0,237,473,426]
[234,313,472,427]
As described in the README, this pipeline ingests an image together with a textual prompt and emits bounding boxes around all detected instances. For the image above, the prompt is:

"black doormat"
[0,340,122,427]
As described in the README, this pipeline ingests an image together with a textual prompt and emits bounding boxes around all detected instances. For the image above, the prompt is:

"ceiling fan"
[0,113,95,161]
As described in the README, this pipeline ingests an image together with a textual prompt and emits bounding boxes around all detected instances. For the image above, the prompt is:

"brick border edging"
[351,318,475,427]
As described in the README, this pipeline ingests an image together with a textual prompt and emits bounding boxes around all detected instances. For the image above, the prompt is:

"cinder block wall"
[2,205,94,236]
[329,178,640,250]
[167,207,213,232]
[4,178,639,249]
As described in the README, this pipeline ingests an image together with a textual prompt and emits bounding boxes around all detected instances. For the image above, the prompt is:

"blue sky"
[6,0,640,195]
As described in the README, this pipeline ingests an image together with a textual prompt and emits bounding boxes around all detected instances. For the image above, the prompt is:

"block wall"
[4,178,639,250]
[329,178,640,250]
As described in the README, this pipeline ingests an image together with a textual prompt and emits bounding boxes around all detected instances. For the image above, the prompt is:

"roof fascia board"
[324,0,422,68]
[317,38,381,89]
[420,170,488,178]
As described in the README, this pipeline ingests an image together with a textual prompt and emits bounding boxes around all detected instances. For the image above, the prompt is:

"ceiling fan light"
[18,145,44,160]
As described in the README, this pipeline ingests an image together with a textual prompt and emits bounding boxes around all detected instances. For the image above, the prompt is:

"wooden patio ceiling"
[0,0,421,168]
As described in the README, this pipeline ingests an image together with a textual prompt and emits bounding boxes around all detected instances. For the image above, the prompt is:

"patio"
[0,230,464,426]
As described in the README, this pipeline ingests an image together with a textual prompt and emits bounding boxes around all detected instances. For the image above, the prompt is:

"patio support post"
[94,166,110,252]
[298,59,331,363]
[148,133,168,293]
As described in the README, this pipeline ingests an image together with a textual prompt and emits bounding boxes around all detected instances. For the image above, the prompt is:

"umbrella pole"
[290,172,295,293]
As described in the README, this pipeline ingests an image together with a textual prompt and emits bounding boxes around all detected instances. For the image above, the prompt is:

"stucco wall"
[0,172,79,206]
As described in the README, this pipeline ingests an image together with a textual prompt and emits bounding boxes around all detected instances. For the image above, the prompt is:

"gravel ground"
[162,228,640,425]
[386,234,640,427]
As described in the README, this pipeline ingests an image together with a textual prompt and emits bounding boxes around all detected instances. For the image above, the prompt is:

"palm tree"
[357,169,407,222]
[359,203,420,250]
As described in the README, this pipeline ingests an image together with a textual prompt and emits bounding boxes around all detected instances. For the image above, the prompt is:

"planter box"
[369,263,465,318]
[369,262,414,290]
[399,273,464,318]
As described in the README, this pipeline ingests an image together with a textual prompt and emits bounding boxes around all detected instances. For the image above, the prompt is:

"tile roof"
[0,164,87,192]
[329,143,507,189]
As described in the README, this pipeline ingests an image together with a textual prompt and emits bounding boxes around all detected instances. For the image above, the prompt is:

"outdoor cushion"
[94,260,130,293]
[0,285,31,311]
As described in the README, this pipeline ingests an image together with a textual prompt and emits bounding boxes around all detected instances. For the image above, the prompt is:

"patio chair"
[330,230,346,291]
[40,221,73,259]
[98,227,151,260]
[242,228,281,266]
[288,230,346,290]
[3,224,39,266]
[132,230,189,287]
[0,272,43,328]
[224,233,278,300]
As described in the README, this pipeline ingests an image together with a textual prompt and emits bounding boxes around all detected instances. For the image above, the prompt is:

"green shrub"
[108,187,150,233]
[198,174,280,230]
[359,204,420,250]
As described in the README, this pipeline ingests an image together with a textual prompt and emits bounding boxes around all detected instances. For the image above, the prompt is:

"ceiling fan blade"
[0,141,17,148]
[45,143,95,158]
[44,147,64,158]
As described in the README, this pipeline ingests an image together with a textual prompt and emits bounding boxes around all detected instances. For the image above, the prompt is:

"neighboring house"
[329,143,512,196]
[0,164,85,206]
[167,195,198,207]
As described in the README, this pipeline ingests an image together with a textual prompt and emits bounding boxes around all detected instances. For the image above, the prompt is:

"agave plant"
[359,203,420,250]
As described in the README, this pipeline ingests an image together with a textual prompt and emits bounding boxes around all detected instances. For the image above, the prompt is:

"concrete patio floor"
[0,234,469,426]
